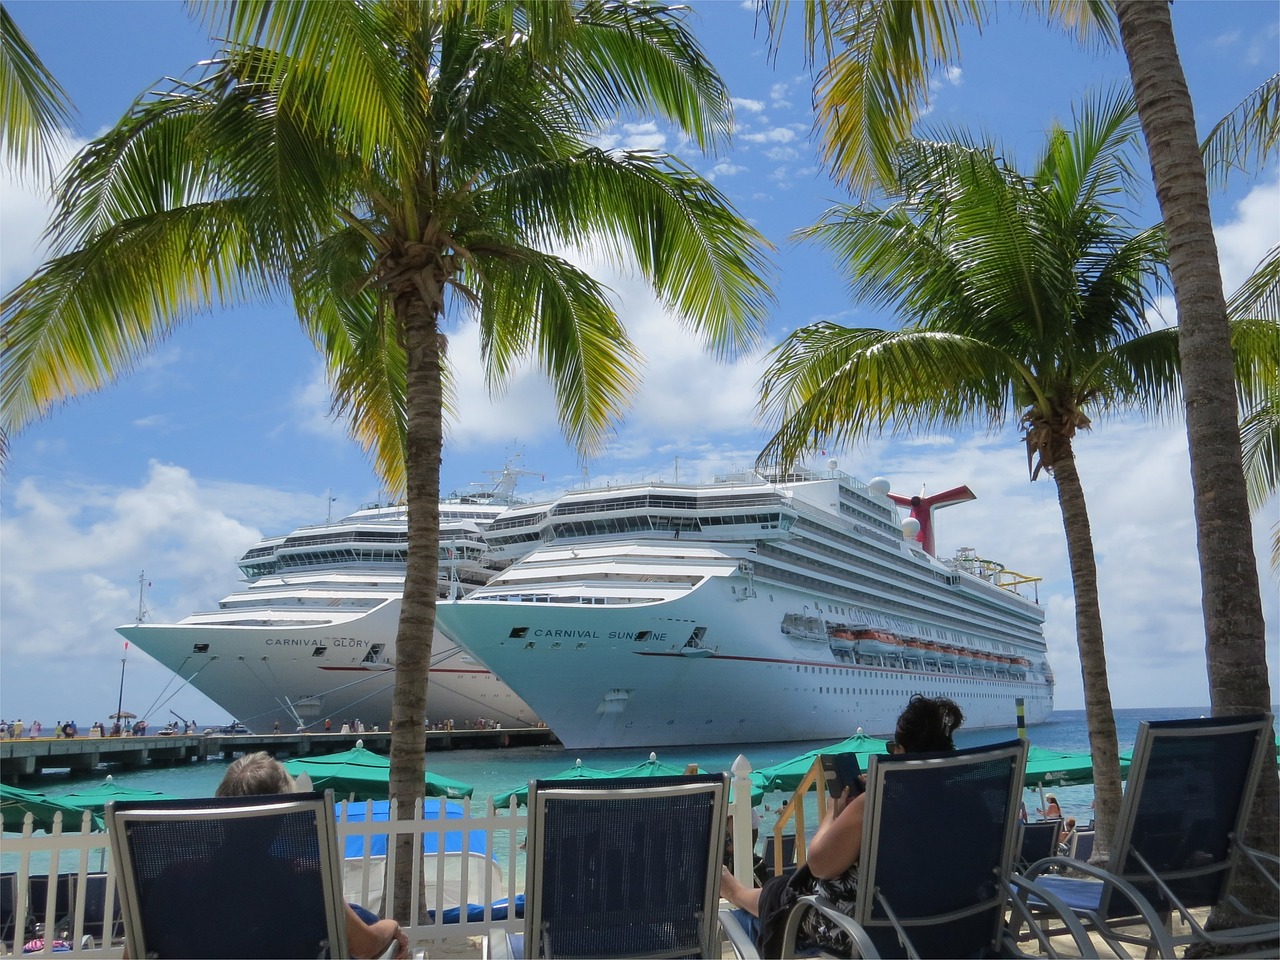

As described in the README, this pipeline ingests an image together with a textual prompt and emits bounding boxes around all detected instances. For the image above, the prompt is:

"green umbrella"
[283,740,473,800]
[1,783,101,832]
[1023,745,1129,788]
[492,758,614,808]
[753,733,891,794]
[57,776,178,813]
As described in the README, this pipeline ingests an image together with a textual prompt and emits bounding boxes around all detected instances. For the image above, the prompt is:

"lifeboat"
[828,628,857,654]
[853,628,900,655]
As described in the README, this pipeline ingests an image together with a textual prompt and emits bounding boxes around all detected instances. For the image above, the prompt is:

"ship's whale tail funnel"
[888,485,976,557]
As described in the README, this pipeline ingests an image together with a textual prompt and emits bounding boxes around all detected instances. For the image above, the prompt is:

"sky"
[1,0,1277,728]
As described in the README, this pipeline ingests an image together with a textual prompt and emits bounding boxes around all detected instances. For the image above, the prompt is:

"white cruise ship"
[116,470,542,733]
[434,464,1053,749]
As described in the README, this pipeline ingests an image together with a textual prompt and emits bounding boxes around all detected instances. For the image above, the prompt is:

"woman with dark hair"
[721,695,965,956]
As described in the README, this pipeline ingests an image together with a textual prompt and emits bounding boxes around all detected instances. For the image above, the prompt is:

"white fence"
[1,799,529,957]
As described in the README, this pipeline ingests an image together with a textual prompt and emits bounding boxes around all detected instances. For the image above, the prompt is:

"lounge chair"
[1016,819,1063,872]
[730,740,1096,959]
[105,791,350,958]
[1068,830,1095,864]
[0,872,20,948]
[761,833,798,879]
[486,773,729,958]
[68,872,123,946]
[1020,714,1279,958]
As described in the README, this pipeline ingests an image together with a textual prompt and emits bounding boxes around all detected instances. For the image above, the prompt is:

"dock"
[0,726,559,783]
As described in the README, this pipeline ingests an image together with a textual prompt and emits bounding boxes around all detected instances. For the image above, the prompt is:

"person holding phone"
[721,695,965,957]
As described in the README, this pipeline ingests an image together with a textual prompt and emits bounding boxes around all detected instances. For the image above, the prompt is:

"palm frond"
[471,247,641,459]
[1202,73,1280,193]
[1227,244,1280,326]
[485,148,774,358]
[757,324,1013,467]
[0,3,74,175]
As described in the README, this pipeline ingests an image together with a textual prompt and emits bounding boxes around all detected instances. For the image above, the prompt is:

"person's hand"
[831,785,853,817]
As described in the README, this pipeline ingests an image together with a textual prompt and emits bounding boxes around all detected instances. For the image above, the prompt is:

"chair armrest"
[1004,873,1099,959]
[1020,856,1178,958]
[719,908,761,959]
[780,894,881,959]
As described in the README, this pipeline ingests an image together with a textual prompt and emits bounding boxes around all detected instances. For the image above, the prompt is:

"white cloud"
[1215,172,1280,297]
[0,462,328,724]
[620,122,666,151]
[0,132,85,290]
[710,160,747,179]
[744,127,797,144]
[733,97,766,113]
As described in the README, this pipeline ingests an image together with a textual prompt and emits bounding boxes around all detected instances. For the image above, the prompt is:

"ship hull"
[118,599,540,732]
[436,574,1053,750]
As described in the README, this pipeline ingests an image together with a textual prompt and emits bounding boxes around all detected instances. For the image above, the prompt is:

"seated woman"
[216,752,410,960]
[720,695,964,957]
[1037,793,1062,819]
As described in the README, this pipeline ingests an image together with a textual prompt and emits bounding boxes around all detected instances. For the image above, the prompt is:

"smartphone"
[821,752,863,799]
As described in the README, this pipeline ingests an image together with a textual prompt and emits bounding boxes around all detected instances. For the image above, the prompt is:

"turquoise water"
[27,706,1236,824]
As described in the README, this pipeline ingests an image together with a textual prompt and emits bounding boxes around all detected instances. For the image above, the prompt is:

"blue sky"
[1,0,1277,728]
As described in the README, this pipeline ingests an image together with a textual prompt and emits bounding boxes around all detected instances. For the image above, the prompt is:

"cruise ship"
[116,470,542,733]
[434,464,1053,749]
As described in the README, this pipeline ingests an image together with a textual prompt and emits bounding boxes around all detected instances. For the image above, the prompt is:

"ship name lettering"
[532,629,600,639]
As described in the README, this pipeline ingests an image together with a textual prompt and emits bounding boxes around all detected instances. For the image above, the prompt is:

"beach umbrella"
[57,776,178,813]
[109,712,137,720]
[1,783,101,833]
[1023,745,1129,789]
[283,740,473,800]
[753,733,891,794]
[335,799,488,858]
[492,758,614,808]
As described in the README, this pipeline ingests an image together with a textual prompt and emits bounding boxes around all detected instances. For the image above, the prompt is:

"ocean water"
[27,706,1236,825]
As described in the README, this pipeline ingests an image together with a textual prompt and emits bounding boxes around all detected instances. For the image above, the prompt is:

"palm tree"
[762,0,1276,894]
[1,0,773,917]
[757,91,1268,857]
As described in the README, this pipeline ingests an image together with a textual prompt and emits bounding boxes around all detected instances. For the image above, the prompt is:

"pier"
[0,727,559,784]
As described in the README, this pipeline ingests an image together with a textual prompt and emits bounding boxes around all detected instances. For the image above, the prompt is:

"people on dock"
[720,694,966,956]
[216,752,410,959]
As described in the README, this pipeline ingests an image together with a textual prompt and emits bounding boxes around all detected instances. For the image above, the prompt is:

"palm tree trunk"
[1114,0,1278,923]
[1051,440,1122,861]
[388,289,444,924]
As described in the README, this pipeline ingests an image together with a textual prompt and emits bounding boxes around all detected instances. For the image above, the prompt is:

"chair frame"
[771,740,1097,959]
[105,790,350,959]
[1021,714,1279,959]
[494,773,728,959]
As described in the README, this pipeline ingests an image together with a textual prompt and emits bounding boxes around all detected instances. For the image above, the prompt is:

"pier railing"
[0,799,529,957]
[2,764,762,957]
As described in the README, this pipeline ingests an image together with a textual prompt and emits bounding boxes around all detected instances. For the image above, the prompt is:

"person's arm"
[344,904,408,959]
[805,790,866,879]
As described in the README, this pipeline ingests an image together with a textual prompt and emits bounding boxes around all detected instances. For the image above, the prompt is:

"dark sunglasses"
[885,741,901,755]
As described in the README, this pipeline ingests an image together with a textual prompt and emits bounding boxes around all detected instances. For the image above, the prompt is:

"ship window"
[524,641,536,649]
[193,643,210,654]
[576,642,587,649]
[312,646,327,657]
[551,641,562,649]
[509,627,529,639]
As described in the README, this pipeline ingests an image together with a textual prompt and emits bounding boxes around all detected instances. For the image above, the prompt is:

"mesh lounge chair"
[736,740,1096,959]
[486,773,729,959]
[1016,819,1063,872]
[105,791,350,958]
[68,873,123,946]
[1021,714,1279,958]
[1068,830,1095,864]
[761,834,798,879]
